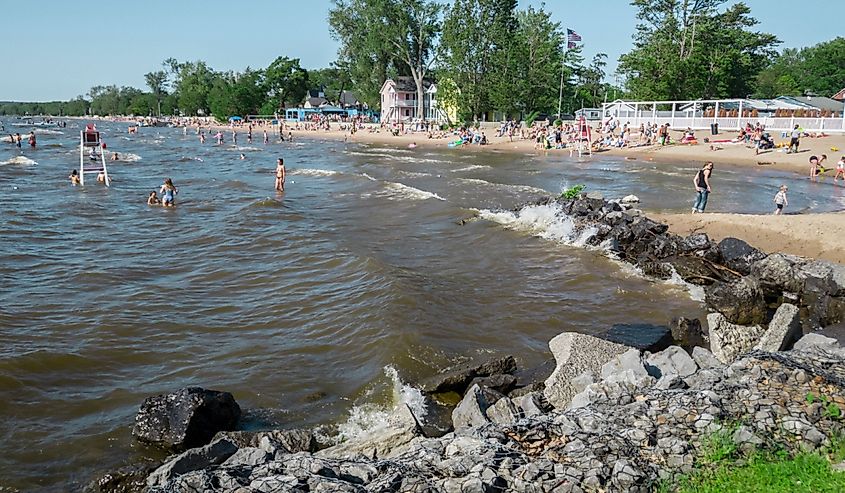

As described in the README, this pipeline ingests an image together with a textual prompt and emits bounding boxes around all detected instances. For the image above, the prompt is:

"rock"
[707,313,763,364]
[601,348,649,380]
[705,277,768,326]
[620,194,640,204]
[420,355,516,395]
[717,237,766,276]
[87,462,157,493]
[221,447,271,468]
[316,404,421,460]
[680,232,711,252]
[753,253,804,294]
[467,374,517,395]
[571,370,596,394]
[214,429,317,454]
[691,347,724,369]
[793,333,841,353]
[486,397,522,426]
[668,255,719,285]
[451,384,504,431]
[585,191,604,201]
[132,387,241,451]
[756,303,802,352]
[646,346,698,379]
[517,392,551,417]
[671,317,708,349]
[611,459,644,491]
[603,323,674,352]
[147,437,238,487]
[544,333,631,409]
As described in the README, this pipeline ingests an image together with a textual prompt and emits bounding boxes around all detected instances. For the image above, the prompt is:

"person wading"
[692,162,714,213]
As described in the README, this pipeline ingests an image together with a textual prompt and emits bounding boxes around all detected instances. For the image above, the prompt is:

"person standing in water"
[773,185,788,215]
[69,169,80,185]
[692,162,714,213]
[14,133,22,149]
[834,156,845,184]
[232,130,237,146]
[275,158,286,192]
[160,178,178,206]
[28,131,36,149]
[263,130,268,145]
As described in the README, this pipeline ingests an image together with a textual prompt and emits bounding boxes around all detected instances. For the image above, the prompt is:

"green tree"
[618,0,778,100]
[755,38,845,98]
[512,5,566,115]
[144,70,168,116]
[175,61,215,116]
[264,56,309,110]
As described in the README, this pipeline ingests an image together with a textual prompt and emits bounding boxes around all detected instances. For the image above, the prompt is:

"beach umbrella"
[228,116,243,121]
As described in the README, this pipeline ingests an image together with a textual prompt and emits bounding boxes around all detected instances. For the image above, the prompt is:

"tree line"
[1,0,842,121]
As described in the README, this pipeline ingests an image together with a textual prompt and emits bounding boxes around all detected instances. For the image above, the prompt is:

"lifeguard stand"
[575,116,592,158]
[79,124,110,186]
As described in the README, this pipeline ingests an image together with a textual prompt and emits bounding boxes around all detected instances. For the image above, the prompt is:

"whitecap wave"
[117,152,142,162]
[328,366,427,445]
[399,171,433,178]
[290,168,339,177]
[457,177,492,186]
[236,146,263,152]
[360,173,377,182]
[2,156,38,166]
[33,129,64,135]
[478,203,595,246]
[379,182,446,201]
[451,165,491,173]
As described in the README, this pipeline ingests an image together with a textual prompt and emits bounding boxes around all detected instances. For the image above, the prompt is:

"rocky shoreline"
[89,195,845,492]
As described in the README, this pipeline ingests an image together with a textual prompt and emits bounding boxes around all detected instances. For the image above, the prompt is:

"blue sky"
[1,0,840,101]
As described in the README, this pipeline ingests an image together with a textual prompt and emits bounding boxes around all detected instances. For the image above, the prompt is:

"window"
[404,109,409,116]
[405,93,410,100]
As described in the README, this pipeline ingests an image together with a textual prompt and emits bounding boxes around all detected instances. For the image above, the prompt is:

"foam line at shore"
[1,156,38,165]
[380,182,446,201]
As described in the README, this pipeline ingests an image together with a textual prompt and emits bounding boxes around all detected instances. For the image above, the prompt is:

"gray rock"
[132,387,241,452]
[646,346,698,379]
[451,384,504,431]
[756,303,801,352]
[705,277,768,326]
[215,429,317,454]
[611,459,643,491]
[420,355,516,395]
[601,349,649,380]
[707,313,764,364]
[467,374,517,395]
[571,370,596,394]
[680,232,710,252]
[316,404,421,460]
[691,347,724,369]
[586,191,604,201]
[147,437,238,487]
[517,392,550,417]
[486,397,522,426]
[671,317,708,348]
[753,253,804,294]
[544,332,631,409]
[793,333,841,353]
[717,237,766,276]
[603,323,674,352]
[221,446,271,469]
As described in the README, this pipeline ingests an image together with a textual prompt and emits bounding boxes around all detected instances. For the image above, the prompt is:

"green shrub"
[559,184,585,200]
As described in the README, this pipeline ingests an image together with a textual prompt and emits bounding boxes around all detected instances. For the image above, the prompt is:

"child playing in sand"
[69,169,80,185]
[773,185,788,215]
[147,191,160,205]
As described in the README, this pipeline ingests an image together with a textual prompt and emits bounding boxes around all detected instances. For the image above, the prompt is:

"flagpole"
[558,31,567,119]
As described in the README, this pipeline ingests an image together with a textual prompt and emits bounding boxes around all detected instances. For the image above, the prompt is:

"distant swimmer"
[97,171,107,184]
[160,178,178,206]
[69,169,80,186]
[28,131,36,149]
[408,142,417,149]
[147,191,160,205]
[14,133,22,149]
[112,152,119,161]
[240,153,246,160]
[275,157,286,192]
[199,131,206,144]
[263,130,268,145]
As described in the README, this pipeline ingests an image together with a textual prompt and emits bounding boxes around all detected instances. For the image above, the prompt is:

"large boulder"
[668,255,719,285]
[213,429,317,454]
[451,384,505,431]
[603,323,674,352]
[707,313,764,364]
[645,346,698,379]
[543,333,631,409]
[316,404,421,460]
[679,232,711,253]
[755,303,802,352]
[705,277,768,325]
[752,253,804,294]
[670,317,709,349]
[132,387,241,451]
[717,237,766,276]
[420,355,516,395]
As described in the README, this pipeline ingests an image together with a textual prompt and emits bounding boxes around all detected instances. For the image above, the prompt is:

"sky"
[1,0,841,102]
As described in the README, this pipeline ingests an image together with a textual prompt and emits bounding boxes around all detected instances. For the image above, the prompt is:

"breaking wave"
[1,156,38,166]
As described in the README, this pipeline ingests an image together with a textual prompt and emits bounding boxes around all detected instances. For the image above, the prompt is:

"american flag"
[567,29,582,42]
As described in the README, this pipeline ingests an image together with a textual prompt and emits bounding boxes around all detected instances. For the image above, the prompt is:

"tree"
[618,0,778,100]
[264,56,309,110]
[144,70,168,116]
[755,38,845,98]
[512,5,566,115]
[175,61,215,116]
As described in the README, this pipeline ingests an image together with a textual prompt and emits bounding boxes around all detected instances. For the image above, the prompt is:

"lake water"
[1,120,842,490]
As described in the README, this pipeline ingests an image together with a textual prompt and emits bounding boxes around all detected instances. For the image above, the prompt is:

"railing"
[607,115,845,133]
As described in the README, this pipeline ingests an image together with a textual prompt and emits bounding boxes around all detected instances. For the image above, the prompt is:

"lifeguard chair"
[79,124,110,186]
[575,116,593,158]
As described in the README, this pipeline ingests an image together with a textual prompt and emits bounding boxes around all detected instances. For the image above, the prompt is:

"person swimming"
[160,178,178,206]
[147,191,160,205]
[97,171,107,183]
[112,152,119,161]
[240,153,246,160]
[69,169,80,185]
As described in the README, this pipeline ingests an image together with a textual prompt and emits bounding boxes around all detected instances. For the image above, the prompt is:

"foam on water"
[379,182,446,201]
[329,366,427,445]
[236,146,263,152]
[1,156,38,166]
[118,153,142,162]
[478,203,596,246]
[452,165,491,173]
[457,177,492,186]
[290,168,339,177]
[33,129,64,135]
[399,171,433,178]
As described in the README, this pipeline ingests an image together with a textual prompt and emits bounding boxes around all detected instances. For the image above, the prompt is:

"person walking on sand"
[692,162,714,213]
[773,185,788,215]
[834,156,845,184]
[788,125,801,154]
[275,157,286,192]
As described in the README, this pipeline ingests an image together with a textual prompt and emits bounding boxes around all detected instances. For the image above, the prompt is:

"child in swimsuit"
[69,169,80,185]
[147,191,160,205]
[160,178,178,206]
[275,158,285,192]
[773,185,788,215]
[835,156,845,184]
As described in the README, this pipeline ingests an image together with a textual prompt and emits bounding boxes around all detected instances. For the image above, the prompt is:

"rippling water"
[1,120,841,490]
